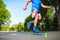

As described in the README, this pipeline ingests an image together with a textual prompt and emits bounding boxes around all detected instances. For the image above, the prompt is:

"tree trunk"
[0,24,1,31]
[56,0,60,30]
[58,0,60,30]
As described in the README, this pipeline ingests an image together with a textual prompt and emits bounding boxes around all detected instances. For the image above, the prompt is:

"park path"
[0,31,60,40]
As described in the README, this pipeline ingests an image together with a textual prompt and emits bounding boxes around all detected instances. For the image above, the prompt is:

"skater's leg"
[31,10,41,33]
[34,13,39,26]
[33,13,40,33]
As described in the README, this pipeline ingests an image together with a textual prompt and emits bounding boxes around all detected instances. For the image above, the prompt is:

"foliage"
[0,0,11,30]
[9,22,24,32]
[1,24,8,31]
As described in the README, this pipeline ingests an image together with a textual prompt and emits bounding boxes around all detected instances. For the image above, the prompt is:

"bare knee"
[31,13,35,18]
[39,16,41,20]
[31,10,37,18]
[38,14,42,20]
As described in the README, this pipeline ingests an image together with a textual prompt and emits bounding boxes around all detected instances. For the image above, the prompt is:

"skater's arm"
[41,3,51,9]
[23,0,31,10]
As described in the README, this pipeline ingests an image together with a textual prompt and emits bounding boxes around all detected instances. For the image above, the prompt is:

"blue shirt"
[31,0,42,12]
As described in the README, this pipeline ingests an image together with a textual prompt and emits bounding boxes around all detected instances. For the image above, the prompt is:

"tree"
[1,24,8,31]
[18,22,23,31]
[56,0,60,30]
[0,0,11,30]
[47,0,60,30]
[12,22,24,32]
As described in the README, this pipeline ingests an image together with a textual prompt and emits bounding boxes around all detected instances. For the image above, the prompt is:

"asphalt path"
[0,31,60,40]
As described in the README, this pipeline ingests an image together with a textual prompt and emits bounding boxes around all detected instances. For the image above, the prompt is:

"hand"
[23,6,27,10]
[48,6,51,9]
